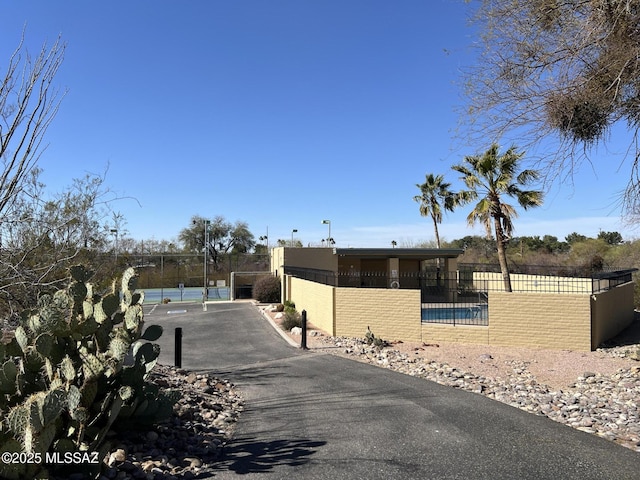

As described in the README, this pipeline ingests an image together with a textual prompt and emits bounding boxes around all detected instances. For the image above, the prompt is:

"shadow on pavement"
[221,437,326,474]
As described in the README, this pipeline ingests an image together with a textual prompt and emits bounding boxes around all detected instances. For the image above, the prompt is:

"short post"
[175,327,183,368]
[301,309,308,350]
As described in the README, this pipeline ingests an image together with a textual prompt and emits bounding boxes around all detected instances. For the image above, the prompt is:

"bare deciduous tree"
[0,167,124,320]
[0,33,133,322]
[0,31,65,215]
[462,0,640,210]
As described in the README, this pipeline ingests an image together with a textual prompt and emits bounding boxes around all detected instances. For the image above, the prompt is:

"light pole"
[291,229,298,247]
[204,220,210,302]
[322,219,331,247]
[195,219,211,302]
[160,252,164,304]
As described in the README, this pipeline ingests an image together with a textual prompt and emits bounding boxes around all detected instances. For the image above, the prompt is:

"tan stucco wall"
[591,282,635,349]
[334,288,422,342]
[488,291,592,351]
[271,247,337,276]
[288,276,335,334]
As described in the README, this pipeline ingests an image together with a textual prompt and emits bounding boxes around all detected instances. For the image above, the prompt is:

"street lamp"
[321,219,332,247]
[291,229,298,247]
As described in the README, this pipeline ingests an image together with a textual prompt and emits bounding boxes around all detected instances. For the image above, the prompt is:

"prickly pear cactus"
[0,266,178,480]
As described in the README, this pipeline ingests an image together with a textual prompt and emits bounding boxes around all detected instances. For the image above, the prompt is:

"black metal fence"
[94,253,270,290]
[283,265,636,294]
[283,264,637,327]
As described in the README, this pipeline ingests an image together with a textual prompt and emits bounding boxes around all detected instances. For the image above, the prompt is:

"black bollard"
[175,327,183,368]
[301,310,308,350]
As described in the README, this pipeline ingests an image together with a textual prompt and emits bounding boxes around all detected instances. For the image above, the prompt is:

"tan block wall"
[422,324,489,345]
[473,272,592,294]
[489,291,592,351]
[282,274,635,351]
[288,276,336,335]
[591,283,635,349]
[334,288,422,342]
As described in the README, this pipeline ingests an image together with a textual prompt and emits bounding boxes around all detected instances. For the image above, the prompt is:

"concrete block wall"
[334,288,422,342]
[591,282,635,349]
[289,276,335,335]
[488,291,592,351]
[283,273,634,351]
[473,271,592,294]
[422,324,490,345]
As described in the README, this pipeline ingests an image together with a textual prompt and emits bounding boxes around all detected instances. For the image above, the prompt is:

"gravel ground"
[276,311,640,391]
[51,366,244,480]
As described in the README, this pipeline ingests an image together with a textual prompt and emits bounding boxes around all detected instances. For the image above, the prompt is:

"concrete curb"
[254,303,300,348]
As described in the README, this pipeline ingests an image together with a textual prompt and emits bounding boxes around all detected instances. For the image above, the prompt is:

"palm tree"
[413,173,457,249]
[452,144,543,292]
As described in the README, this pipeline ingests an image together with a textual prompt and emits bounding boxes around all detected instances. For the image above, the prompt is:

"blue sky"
[2,0,636,248]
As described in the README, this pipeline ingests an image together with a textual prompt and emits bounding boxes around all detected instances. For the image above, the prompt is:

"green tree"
[597,230,623,245]
[566,232,588,245]
[567,238,611,274]
[178,215,255,271]
[277,239,303,248]
[463,0,640,212]
[449,235,497,263]
[413,173,458,249]
[453,144,544,291]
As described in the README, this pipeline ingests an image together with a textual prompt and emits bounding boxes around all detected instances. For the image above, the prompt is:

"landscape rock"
[51,365,244,480]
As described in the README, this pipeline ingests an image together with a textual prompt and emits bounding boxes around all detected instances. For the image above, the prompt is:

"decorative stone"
[50,365,244,480]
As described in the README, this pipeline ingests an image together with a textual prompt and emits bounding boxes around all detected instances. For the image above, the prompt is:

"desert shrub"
[281,310,302,331]
[364,326,389,348]
[252,275,281,303]
[284,300,295,310]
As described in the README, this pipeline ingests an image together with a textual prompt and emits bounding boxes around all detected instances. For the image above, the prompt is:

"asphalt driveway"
[145,301,640,479]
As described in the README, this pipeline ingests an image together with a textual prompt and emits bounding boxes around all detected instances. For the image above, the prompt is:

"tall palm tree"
[452,144,543,292]
[413,173,457,249]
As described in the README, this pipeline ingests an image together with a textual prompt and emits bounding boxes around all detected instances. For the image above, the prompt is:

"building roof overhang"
[333,248,463,259]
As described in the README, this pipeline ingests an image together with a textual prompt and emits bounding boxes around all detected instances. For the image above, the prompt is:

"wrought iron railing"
[283,265,637,295]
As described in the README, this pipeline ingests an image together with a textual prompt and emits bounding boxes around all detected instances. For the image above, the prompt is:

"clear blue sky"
[2,0,635,248]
